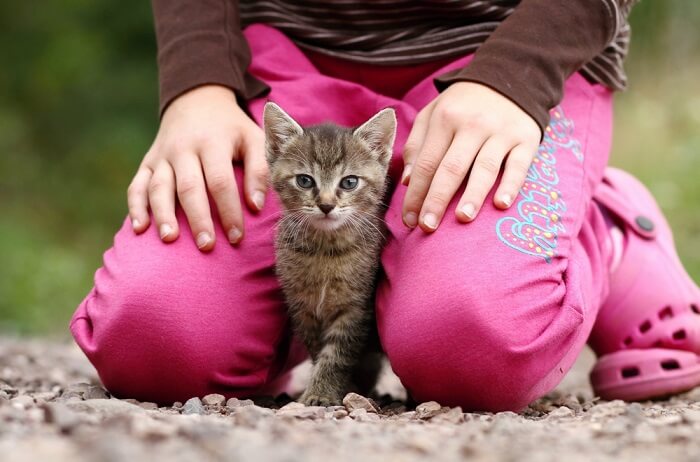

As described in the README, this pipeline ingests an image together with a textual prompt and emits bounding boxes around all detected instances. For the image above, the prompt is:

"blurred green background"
[0,1,699,335]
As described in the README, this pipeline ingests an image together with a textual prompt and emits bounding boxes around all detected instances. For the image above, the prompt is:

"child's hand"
[127,85,267,250]
[401,81,541,232]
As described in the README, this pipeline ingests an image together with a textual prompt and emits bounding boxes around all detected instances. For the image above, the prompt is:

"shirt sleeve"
[151,0,269,116]
[433,0,627,134]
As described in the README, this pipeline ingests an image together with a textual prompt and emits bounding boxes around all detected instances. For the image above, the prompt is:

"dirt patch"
[1,336,699,461]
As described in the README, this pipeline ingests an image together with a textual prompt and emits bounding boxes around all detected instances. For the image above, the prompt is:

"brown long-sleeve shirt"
[152,0,635,132]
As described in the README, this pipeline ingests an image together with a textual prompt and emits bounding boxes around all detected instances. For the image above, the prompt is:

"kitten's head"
[264,102,396,232]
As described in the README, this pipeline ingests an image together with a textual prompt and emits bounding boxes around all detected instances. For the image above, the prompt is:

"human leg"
[377,61,615,411]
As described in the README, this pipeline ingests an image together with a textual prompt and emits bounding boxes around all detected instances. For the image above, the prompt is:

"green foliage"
[0,1,699,334]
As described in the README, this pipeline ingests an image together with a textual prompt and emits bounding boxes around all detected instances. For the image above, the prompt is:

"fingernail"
[401,164,412,185]
[422,212,437,230]
[461,203,476,220]
[252,191,265,210]
[404,212,418,228]
[228,227,242,244]
[159,224,173,239]
[196,232,213,249]
[500,194,512,207]
[131,218,141,230]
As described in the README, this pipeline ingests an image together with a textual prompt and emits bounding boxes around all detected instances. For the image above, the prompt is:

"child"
[71,0,700,409]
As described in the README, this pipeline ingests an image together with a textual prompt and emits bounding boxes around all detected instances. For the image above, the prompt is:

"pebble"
[547,406,575,420]
[226,398,254,409]
[415,401,443,419]
[431,407,465,424]
[233,405,274,427]
[138,402,158,410]
[83,386,110,400]
[42,403,81,433]
[202,394,226,406]
[10,395,34,409]
[331,409,348,419]
[682,409,700,424]
[182,398,205,415]
[342,393,378,413]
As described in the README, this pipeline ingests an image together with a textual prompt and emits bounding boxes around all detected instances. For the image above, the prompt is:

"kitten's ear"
[353,108,397,165]
[263,102,303,161]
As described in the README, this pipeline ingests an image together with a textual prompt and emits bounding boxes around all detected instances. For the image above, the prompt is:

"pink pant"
[71,25,615,411]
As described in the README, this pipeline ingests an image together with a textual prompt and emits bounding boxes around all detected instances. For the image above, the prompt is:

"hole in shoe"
[658,306,673,320]
[691,304,700,315]
[639,320,652,333]
[661,359,681,371]
[622,336,633,347]
[621,367,640,379]
[672,329,687,341]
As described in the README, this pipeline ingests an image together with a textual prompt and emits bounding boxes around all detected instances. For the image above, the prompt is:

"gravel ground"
[1,336,699,462]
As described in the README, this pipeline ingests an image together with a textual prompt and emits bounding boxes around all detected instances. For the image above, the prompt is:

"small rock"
[61,383,90,399]
[332,409,348,419]
[682,409,700,424]
[233,405,274,427]
[83,386,109,400]
[227,398,254,409]
[32,391,58,403]
[354,411,380,422]
[431,406,465,424]
[547,406,575,419]
[42,402,81,433]
[349,408,368,419]
[415,401,443,419]
[202,393,226,406]
[343,393,378,413]
[278,401,305,411]
[398,411,417,421]
[138,402,158,410]
[182,397,205,415]
[172,401,183,408]
[10,395,34,409]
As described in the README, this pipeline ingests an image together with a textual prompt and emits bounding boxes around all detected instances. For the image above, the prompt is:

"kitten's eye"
[295,174,315,189]
[339,175,359,191]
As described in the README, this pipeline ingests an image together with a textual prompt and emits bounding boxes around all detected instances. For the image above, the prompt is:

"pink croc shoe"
[588,167,700,401]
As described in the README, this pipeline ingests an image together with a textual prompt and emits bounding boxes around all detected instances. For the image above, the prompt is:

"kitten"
[263,102,396,406]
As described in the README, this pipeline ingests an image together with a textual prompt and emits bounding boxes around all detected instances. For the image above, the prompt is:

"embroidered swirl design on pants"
[495,106,583,263]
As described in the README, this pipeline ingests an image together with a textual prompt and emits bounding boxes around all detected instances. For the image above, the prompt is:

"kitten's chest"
[275,246,377,311]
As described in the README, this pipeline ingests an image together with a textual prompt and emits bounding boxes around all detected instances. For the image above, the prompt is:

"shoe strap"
[593,180,657,240]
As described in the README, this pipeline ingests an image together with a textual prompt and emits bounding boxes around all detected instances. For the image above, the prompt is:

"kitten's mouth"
[312,214,345,231]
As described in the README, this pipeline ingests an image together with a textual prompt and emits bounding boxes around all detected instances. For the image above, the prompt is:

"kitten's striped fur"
[264,103,395,406]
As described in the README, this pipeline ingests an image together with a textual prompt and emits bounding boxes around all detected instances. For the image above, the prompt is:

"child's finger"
[148,162,179,242]
[201,146,244,245]
[417,132,484,232]
[493,143,538,209]
[241,130,268,214]
[456,137,513,222]
[401,101,434,185]
[127,166,153,233]
[172,153,216,251]
[401,116,453,228]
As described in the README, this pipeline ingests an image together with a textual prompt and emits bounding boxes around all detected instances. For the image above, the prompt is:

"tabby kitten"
[263,102,396,406]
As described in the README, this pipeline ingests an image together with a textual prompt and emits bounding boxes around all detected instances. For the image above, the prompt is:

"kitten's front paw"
[300,389,342,407]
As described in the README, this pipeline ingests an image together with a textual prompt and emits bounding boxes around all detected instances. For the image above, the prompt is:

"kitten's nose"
[318,203,335,215]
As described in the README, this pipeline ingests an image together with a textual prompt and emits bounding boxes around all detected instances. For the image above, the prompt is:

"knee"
[71,261,284,405]
[379,276,583,412]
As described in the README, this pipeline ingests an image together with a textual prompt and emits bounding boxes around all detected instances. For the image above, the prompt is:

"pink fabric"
[71,24,615,410]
